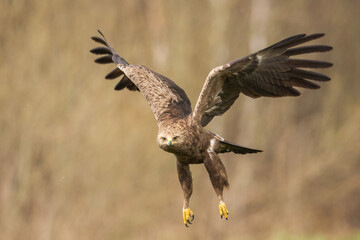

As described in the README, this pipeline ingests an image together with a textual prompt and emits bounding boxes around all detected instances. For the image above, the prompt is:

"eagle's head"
[157,118,192,153]
[157,131,184,152]
[157,121,189,153]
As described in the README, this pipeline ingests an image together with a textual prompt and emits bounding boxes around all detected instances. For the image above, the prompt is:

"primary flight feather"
[90,30,332,227]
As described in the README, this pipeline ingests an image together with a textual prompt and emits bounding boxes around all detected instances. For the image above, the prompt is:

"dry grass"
[1,0,360,239]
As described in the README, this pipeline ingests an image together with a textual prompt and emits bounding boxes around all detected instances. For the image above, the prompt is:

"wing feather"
[90,47,112,55]
[91,36,107,46]
[94,55,113,64]
[288,59,333,68]
[105,68,123,79]
[90,30,192,123]
[286,45,332,56]
[193,33,333,126]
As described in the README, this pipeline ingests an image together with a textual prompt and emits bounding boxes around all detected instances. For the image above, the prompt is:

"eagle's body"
[90,31,332,226]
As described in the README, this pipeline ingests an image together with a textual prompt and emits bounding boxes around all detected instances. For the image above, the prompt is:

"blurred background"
[1,0,359,239]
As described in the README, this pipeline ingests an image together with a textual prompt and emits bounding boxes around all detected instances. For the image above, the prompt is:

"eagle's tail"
[218,140,262,155]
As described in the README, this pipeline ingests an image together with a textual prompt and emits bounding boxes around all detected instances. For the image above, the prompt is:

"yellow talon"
[219,202,229,220]
[183,208,195,227]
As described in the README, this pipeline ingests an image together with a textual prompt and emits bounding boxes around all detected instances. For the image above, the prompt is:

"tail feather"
[218,140,262,155]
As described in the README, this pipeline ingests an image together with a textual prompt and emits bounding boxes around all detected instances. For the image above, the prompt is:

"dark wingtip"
[90,36,98,42]
[291,33,307,39]
[94,55,113,64]
[91,36,107,46]
[114,80,125,91]
[310,33,325,38]
[90,47,112,55]
[105,68,123,80]
[97,29,106,39]
[91,30,108,47]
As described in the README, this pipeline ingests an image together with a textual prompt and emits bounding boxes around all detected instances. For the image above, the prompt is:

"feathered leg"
[176,159,194,227]
[203,152,229,220]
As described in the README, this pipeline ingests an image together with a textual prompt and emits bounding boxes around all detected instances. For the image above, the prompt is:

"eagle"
[90,30,332,227]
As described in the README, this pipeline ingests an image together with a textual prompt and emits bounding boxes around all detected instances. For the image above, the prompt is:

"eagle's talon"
[183,208,194,227]
[189,213,195,222]
[219,202,229,220]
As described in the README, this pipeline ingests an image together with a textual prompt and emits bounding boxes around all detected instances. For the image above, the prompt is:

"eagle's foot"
[183,208,195,227]
[219,201,229,220]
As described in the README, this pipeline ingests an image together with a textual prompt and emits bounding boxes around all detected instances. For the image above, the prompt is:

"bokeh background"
[1,0,360,239]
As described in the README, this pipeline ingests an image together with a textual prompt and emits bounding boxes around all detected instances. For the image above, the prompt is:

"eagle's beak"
[167,138,172,146]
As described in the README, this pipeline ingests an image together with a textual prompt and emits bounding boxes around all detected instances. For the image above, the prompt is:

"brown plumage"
[90,30,332,227]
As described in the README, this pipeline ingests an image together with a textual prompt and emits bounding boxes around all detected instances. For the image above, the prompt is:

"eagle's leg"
[204,153,229,220]
[176,159,194,227]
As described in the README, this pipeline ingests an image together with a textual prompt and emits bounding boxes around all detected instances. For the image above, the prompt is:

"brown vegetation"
[1,0,359,239]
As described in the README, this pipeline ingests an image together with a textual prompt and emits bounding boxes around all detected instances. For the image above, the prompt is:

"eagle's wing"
[91,30,192,124]
[192,33,333,126]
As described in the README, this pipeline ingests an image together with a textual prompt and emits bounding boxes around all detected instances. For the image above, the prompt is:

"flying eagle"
[90,30,332,227]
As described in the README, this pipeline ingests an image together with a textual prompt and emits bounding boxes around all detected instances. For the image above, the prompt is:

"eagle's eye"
[172,136,179,141]
[160,137,167,141]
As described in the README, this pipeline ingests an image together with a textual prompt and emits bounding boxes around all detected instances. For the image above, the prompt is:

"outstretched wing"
[192,33,333,126]
[90,30,192,124]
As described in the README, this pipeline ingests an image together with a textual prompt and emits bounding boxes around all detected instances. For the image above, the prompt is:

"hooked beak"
[167,139,172,146]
